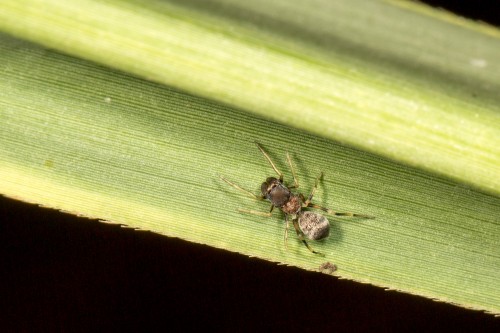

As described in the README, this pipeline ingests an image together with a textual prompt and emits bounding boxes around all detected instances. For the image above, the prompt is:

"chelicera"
[220,142,373,256]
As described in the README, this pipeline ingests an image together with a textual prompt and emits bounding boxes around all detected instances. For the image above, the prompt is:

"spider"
[220,142,373,256]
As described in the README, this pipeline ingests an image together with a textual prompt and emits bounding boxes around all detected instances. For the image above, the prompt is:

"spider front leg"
[238,204,274,217]
[220,175,264,201]
[220,175,275,216]
[286,152,299,189]
[256,142,284,182]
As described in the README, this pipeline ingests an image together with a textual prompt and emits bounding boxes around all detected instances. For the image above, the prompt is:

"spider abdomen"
[299,211,330,240]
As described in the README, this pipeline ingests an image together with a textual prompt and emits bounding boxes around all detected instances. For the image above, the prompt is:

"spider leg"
[238,204,274,217]
[238,209,272,217]
[255,142,284,182]
[303,172,323,206]
[286,152,299,189]
[300,173,374,218]
[284,214,290,250]
[220,175,264,201]
[292,217,324,256]
[307,203,374,219]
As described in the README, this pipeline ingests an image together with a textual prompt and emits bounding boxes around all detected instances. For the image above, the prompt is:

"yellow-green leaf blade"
[0,34,499,313]
[0,0,499,195]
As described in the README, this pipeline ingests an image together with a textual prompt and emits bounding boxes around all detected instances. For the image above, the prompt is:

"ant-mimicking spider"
[220,142,373,256]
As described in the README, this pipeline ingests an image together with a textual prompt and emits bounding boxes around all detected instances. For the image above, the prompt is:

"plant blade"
[0,34,499,313]
[0,0,499,195]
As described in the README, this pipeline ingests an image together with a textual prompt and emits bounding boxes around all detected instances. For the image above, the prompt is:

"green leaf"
[0,0,499,195]
[0,0,499,314]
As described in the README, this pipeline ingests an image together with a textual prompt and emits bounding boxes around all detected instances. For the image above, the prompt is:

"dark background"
[1,2,499,331]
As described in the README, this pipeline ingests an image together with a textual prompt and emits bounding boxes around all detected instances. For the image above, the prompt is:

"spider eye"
[260,182,269,195]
